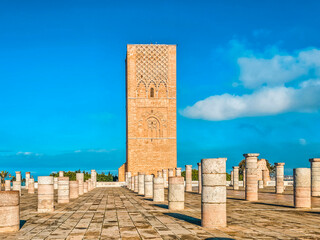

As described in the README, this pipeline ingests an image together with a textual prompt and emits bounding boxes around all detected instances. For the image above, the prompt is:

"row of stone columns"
[126,158,227,228]
[0,170,97,233]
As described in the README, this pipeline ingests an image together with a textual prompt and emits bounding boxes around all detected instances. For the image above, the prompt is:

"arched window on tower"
[150,87,154,98]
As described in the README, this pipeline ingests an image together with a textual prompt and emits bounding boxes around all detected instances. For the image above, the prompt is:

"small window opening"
[150,88,154,98]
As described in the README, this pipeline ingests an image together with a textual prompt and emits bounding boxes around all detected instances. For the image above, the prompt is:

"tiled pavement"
[1,186,320,239]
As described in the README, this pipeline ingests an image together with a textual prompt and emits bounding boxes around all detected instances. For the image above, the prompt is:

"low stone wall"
[96,182,126,187]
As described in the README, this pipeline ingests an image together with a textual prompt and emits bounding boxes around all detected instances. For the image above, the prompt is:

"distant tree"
[181,169,198,181]
[226,173,231,181]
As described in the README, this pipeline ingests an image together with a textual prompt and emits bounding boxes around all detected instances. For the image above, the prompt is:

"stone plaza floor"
[1,186,320,239]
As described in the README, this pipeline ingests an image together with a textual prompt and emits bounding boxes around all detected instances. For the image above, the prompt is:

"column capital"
[275,162,285,166]
[309,158,320,162]
[233,166,239,169]
[243,153,260,158]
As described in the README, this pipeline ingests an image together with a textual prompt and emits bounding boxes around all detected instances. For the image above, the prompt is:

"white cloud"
[182,43,320,121]
[16,152,33,156]
[238,48,320,89]
[299,138,307,145]
[182,79,320,121]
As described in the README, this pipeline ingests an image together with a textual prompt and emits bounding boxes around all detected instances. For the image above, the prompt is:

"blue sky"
[1,0,320,177]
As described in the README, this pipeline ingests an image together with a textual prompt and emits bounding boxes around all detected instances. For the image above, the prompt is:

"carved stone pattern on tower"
[136,45,168,98]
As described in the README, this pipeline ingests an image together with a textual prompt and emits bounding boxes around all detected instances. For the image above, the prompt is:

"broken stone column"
[5,180,11,191]
[176,168,181,177]
[84,181,88,193]
[310,158,320,197]
[128,175,132,190]
[0,191,20,233]
[201,158,227,228]
[58,177,69,204]
[157,171,162,177]
[76,173,84,196]
[294,168,311,208]
[258,180,264,189]
[231,170,234,186]
[28,179,35,194]
[233,166,239,190]
[131,176,134,191]
[262,169,269,187]
[70,180,79,199]
[127,172,131,188]
[275,162,285,194]
[244,153,259,201]
[185,165,192,192]
[163,169,168,187]
[38,176,54,213]
[168,176,184,210]
[168,168,174,177]
[198,162,202,194]
[12,181,21,196]
[15,171,21,182]
[144,175,153,198]
[153,176,164,202]
[59,171,64,177]
[54,177,58,190]
[134,175,138,193]
[91,170,97,188]
[138,172,145,195]
[25,172,30,190]
[243,168,246,189]
[88,179,92,191]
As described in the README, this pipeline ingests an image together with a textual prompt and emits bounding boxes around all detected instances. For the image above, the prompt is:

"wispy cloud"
[182,41,320,121]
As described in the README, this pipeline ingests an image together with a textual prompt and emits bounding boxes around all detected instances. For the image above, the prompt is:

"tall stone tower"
[118,44,177,181]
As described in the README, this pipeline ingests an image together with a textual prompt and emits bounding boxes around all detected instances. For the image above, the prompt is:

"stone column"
[138,172,145,195]
[163,169,168,187]
[38,176,54,213]
[144,175,153,198]
[15,171,21,182]
[168,168,174,177]
[0,191,20,233]
[28,179,35,194]
[88,179,92,191]
[91,170,97,188]
[25,172,30,190]
[244,153,259,201]
[59,171,64,177]
[233,166,239,190]
[131,176,134,191]
[76,173,84,196]
[262,170,269,187]
[12,181,21,196]
[54,177,58,190]
[127,172,131,188]
[310,158,320,197]
[157,171,162,177]
[5,180,11,191]
[201,158,227,228]
[153,177,164,202]
[243,168,246,189]
[176,167,182,177]
[58,177,69,204]
[70,181,79,199]
[185,165,192,192]
[275,163,285,194]
[134,175,138,193]
[230,170,234,186]
[168,176,184,210]
[198,162,202,194]
[294,168,311,208]
[84,182,88,193]
[258,180,264,189]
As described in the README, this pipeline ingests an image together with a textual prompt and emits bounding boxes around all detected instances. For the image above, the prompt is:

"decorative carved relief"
[135,45,169,98]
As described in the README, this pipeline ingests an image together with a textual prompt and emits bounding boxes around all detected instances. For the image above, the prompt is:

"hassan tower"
[118,44,177,181]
